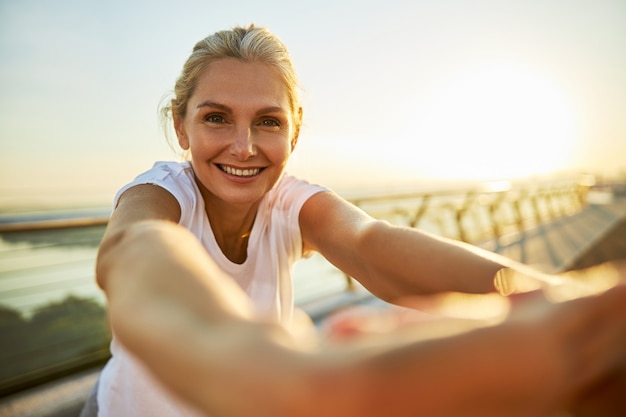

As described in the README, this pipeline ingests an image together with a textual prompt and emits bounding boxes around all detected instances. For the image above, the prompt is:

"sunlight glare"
[411,63,578,180]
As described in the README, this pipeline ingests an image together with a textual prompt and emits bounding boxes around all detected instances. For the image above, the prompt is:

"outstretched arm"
[299,190,591,301]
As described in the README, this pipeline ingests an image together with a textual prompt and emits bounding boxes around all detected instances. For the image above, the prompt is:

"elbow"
[352,220,414,301]
[356,220,477,299]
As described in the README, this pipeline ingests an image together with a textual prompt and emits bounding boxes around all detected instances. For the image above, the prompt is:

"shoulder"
[299,188,375,253]
[134,161,194,183]
[114,161,196,206]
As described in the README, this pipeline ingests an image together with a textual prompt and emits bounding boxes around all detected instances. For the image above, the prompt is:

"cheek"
[274,141,293,163]
[260,132,293,162]
[189,142,218,161]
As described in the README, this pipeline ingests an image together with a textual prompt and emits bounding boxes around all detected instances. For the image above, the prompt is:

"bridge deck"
[492,195,626,273]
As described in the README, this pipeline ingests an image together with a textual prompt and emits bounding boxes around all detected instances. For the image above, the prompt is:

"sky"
[1,0,625,209]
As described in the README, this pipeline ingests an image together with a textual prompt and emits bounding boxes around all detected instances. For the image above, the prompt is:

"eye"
[204,114,226,124]
[258,118,281,128]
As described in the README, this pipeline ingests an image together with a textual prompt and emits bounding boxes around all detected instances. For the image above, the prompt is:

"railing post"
[512,190,525,233]
[410,195,431,228]
[344,273,356,291]
[455,192,474,243]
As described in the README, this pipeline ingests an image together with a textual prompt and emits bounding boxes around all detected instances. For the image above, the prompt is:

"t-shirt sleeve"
[112,162,196,221]
[275,175,328,259]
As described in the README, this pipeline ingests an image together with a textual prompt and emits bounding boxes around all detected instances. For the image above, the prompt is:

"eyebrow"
[196,101,230,111]
[196,100,287,116]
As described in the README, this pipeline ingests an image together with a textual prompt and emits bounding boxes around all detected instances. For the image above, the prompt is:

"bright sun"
[408,63,579,180]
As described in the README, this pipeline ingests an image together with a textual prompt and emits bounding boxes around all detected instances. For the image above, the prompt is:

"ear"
[290,107,303,152]
[173,111,189,150]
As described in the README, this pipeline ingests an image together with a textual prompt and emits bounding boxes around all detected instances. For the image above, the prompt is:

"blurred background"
[1,0,625,210]
[2,1,626,409]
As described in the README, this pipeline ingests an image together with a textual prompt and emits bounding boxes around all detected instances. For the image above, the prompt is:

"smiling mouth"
[218,164,262,178]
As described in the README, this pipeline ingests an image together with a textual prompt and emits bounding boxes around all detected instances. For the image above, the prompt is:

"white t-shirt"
[96,161,326,417]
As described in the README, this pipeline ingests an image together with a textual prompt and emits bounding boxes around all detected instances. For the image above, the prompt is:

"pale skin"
[97,58,626,416]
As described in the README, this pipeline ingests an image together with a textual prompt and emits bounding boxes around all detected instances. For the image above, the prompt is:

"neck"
[193,174,262,263]
[203,200,259,265]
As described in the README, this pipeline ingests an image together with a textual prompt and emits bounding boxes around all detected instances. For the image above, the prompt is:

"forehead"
[191,58,290,111]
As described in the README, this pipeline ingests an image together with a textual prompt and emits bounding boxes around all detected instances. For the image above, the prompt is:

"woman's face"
[175,58,297,208]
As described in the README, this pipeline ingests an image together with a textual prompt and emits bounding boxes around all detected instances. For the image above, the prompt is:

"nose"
[230,126,256,160]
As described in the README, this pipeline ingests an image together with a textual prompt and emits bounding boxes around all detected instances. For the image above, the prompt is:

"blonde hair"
[160,24,302,154]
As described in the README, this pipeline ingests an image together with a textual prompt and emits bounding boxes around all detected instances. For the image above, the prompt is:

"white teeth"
[221,165,260,177]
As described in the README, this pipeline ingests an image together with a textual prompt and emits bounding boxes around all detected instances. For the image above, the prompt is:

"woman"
[86,24,626,416]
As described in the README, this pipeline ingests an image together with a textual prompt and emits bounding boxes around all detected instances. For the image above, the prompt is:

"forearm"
[354,221,547,299]
[349,322,566,417]
[362,224,625,306]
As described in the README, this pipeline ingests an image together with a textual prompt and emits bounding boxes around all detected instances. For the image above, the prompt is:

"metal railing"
[351,179,589,244]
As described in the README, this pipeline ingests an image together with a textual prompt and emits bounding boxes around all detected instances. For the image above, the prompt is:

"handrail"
[0,178,598,249]
[0,216,110,233]
[351,179,591,243]
[2,175,615,234]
